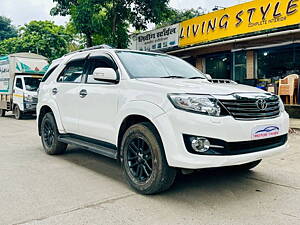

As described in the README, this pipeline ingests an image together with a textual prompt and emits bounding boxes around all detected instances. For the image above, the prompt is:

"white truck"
[0,53,49,119]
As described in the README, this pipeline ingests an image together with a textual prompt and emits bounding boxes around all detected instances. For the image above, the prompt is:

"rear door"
[77,54,120,143]
[53,57,87,133]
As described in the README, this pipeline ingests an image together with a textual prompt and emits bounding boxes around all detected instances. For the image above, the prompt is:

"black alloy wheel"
[40,112,67,155]
[127,137,153,182]
[42,119,55,148]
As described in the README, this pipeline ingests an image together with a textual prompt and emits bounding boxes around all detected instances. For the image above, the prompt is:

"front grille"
[218,94,280,120]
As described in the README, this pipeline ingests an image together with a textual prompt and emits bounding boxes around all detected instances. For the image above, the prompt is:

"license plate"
[252,125,281,140]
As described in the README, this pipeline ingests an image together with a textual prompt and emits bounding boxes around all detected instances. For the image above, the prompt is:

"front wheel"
[14,105,22,120]
[41,112,67,155]
[121,122,177,195]
[0,109,5,117]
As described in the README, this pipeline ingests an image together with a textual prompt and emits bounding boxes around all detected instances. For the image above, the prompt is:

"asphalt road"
[1,113,300,225]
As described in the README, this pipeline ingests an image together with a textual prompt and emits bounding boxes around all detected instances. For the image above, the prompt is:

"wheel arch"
[38,105,64,136]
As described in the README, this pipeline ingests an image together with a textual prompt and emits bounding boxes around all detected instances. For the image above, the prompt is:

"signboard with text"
[130,24,179,51]
[179,0,300,47]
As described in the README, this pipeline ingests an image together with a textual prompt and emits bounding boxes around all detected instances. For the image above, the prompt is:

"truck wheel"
[121,122,177,195]
[41,112,67,155]
[0,109,5,117]
[230,160,262,171]
[14,105,22,120]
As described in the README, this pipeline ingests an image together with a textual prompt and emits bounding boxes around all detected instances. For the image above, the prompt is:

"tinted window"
[16,78,23,89]
[86,56,117,84]
[58,60,85,83]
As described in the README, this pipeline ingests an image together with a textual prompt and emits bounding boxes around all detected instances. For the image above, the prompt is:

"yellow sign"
[179,0,300,47]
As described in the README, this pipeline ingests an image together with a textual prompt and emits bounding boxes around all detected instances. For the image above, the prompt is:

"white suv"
[37,46,289,194]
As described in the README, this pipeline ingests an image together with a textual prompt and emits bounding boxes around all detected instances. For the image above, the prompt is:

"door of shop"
[205,53,231,80]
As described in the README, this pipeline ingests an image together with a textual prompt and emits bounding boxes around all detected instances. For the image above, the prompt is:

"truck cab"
[12,75,42,119]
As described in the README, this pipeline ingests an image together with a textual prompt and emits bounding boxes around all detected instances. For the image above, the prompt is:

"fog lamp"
[191,137,210,153]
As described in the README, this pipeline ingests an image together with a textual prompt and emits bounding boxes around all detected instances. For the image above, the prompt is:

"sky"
[0,0,251,27]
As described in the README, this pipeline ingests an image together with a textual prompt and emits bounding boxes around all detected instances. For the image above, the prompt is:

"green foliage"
[51,0,170,48]
[0,21,72,61]
[0,16,17,41]
[157,7,206,28]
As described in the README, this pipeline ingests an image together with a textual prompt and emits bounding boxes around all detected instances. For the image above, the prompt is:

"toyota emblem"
[256,99,268,110]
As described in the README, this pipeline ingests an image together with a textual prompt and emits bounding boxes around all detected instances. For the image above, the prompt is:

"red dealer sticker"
[252,125,281,140]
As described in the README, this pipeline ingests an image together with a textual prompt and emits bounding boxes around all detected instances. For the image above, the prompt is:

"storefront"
[130,0,300,107]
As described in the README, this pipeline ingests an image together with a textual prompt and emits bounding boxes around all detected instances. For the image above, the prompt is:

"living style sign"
[179,0,300,47]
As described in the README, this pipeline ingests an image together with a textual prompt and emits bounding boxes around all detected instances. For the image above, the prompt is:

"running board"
[58,135,118,159]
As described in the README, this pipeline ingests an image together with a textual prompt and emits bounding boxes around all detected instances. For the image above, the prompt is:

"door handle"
[79,89,87,98]
[52,88,58,95]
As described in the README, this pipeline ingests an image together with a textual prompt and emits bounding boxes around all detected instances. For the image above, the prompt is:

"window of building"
[233,51,247,84]
[205,52,232,80]
[257,44,300,80]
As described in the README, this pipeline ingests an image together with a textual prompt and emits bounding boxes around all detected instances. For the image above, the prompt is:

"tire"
[230,160,262,171]
[121,122,177,195]
[0,109,5,117]
[41,112,67,155]
[14,105,22,120]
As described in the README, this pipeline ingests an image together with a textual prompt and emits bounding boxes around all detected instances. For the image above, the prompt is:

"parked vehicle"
[0,53,48,119]
[37,46,289,194]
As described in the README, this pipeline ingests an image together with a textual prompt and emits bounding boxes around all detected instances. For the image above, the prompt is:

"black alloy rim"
[127,137,153,182]
[43,120,55,147]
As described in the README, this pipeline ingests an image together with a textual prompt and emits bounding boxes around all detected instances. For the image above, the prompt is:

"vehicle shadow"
[59,145,266,200]
[1,113,36,120]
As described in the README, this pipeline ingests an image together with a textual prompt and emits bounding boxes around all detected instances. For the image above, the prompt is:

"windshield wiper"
[189,77,206,79]
[160,75,186,79]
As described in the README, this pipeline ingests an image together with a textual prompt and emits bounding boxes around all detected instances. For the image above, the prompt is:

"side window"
[86,56,117,84]
[16,78,23,89]
[42,65,58,82]
[58,60,85,83]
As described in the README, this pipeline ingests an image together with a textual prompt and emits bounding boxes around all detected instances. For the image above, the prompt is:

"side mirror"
[205,74,212,80]
[93,68,117,82]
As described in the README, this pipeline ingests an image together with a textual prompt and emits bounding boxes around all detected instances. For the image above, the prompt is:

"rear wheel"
[121,122,176,195]
[0,109,5,117]
[41,112,67,155]
[14,105,22,120]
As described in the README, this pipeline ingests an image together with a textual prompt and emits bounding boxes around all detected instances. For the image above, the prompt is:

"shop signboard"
[179,0,300,47]
[130,24,179,51]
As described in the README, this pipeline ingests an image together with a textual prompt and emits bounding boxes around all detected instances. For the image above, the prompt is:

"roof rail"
[64,44,113,56]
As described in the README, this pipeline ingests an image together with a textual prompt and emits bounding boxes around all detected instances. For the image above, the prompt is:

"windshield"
[116,51,206,79]
[24,77,42,91]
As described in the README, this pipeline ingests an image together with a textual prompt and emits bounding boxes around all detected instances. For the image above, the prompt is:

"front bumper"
[23,103,37,113]
[154,109,289,169]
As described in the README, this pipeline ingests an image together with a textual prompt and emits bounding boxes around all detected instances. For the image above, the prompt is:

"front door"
[53,59,86,133]
[13,77,25,111]
[77,55,119,143]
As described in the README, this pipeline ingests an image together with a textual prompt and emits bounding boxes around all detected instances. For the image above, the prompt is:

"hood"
[136,78,265,95]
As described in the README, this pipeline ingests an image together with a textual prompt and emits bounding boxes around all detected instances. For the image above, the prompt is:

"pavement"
[0,113,300,225]
[290,118,300,130]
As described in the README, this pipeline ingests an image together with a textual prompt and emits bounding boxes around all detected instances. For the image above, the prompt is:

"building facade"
[130,0,300,104]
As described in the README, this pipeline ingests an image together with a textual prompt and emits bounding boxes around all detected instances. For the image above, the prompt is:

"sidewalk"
[290,118,300,130]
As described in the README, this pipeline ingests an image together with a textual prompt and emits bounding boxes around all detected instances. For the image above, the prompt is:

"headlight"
[24,94,33,102]
[279,97,285,113]
[168,94,221,116]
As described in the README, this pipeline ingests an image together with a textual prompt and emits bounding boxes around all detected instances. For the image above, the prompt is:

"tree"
[0,16,17,41]
[0,21,72,61]
[51,0,170,48]
[157,7,206,28]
